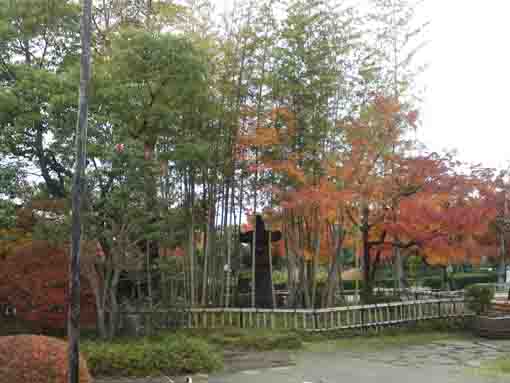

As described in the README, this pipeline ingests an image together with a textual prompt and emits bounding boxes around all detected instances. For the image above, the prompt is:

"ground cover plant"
[479,357,510,377]
[303,322,474,353]
[184,328,303,351]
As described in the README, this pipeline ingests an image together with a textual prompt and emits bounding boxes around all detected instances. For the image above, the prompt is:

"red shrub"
[0,335,91,383]
[0,241,96,330]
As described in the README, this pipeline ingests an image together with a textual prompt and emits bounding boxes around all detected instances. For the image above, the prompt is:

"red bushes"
[0,335,91,383]
[0,241,96,330]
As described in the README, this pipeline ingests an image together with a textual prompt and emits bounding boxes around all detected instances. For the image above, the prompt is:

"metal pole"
[68,0,92,382]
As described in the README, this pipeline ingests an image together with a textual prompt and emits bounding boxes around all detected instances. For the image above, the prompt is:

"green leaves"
[82,334,222,377]
[0,0,80,66]
[465,284,495,314]
[0,1,80,198]
[98,28,208,142]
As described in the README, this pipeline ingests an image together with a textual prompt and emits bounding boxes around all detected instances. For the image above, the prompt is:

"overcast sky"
[213,0,510,170]
[419,1,510,170]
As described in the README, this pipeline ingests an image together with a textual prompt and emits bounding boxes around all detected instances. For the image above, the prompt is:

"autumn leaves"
[238,96,505,303]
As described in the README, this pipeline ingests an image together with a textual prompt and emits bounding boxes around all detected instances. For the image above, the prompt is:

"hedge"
[422,272,498,290]
[82,334,222,378]
[451,272,498,289]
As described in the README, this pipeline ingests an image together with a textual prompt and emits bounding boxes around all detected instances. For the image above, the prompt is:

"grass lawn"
[302,319,474,352]
[183,328,303,351]
[304,330,473,353]
[478,357,510,377]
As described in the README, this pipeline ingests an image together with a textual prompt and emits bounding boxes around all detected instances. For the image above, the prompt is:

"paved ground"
[210,339,510,383]
[96,339,510,383]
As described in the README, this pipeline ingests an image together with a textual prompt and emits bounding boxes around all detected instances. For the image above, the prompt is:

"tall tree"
[0,0,80,198]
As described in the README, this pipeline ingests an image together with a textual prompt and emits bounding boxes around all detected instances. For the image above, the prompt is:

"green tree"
[0,0,80,198]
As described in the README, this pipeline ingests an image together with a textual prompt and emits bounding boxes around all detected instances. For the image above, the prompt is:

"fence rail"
[120,298,469,335]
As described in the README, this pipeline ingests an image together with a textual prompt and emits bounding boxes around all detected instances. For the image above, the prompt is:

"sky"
[419,1,510,170]
[213,0,510,170]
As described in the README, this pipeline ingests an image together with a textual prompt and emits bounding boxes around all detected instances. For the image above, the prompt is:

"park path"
[96,339,510,383]
[209,339,510,383]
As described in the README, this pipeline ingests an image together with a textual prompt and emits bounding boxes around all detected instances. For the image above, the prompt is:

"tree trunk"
[251,215,257,308]
[285,234,297,308]
[201,187,216,306]
[311,225,320,309]
[361,206,372,301]
[301,259,311,309]
[442,266,449,291]
[96,307,106,339]
[88,276,107,339]
[268,230,275,308]
[325,225,342,307]
[225,226,232,307]
[393,245,405,290]
[107,270,121,339]
[146,241,153,308]
[68,1,92,382]
[187,172,196,306]
[143,142,157,205]
[499,232,507,284]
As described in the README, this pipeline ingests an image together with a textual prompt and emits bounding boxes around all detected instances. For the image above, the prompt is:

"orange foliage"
[238,95,502,271]
[0,241,96,330]
[0,335,91,383]
[239,127,281,147]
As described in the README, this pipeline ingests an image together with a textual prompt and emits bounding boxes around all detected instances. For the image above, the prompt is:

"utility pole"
[68,0,92,382]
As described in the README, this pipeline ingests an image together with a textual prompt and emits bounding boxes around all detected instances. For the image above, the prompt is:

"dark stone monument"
[240,215,281,308]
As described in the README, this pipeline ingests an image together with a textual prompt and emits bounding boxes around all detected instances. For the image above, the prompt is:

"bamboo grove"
[1,0,509,338]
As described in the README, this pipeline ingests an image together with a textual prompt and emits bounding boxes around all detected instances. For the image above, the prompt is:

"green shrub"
[452,272,498,290]
[191,328,303,351]
[421,272,498,291]
[410,318,471,332]
[377,279,398,289]
[422,276,443,290]
[241,332,302,350]
[342,280,363,291]
[365,294,401,304]
[465,284,495,314]
[82,334,222,378]
[272,270,288,285]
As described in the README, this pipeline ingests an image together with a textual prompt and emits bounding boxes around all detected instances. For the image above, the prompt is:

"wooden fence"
[120,298,469,335]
